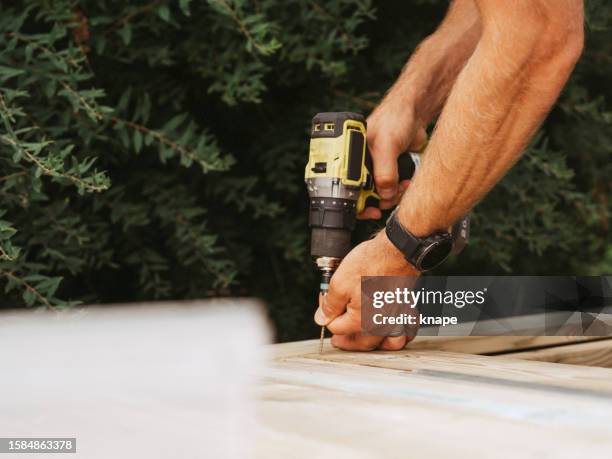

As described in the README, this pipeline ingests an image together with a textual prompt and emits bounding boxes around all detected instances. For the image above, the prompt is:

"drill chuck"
[316,257,341,293]
[308,197,357,231]
[310,227,352,259]
[308,196,356,259]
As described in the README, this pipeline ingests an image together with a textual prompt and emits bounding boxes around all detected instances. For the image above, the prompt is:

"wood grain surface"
[270,335,604,358]
[503,338,612,368]
[258,337,612,458]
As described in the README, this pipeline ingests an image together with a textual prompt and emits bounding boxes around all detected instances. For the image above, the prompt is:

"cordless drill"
[305,112,470,351]
[305,112,417,299]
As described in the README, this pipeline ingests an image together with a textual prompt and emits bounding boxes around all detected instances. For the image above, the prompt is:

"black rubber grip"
[397,153,416,182]
[363,148,416,209]
[365,147,416,183]
[364,196,380,209]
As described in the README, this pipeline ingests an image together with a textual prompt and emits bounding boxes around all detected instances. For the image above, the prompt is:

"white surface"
[0,300,270,459]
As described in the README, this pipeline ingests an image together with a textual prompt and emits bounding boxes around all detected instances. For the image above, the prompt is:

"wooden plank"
[406,335,603,354]
[295,350,612,396]
[272,309,612,358]
[257,353,612,458]
[271,335,604,359]
[415,310,612,337]
[502,338,612,368]
[263,321,612,457]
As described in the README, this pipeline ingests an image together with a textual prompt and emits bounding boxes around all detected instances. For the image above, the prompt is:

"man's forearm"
[397,0,584,236]
[383,0,482,128]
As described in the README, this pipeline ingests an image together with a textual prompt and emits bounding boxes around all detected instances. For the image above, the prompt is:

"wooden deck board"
[271,335,604,358]
[503,338,612,368]
[258,337,612,458]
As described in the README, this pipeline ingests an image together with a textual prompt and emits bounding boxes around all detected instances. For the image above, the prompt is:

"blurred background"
[0,0,610,341]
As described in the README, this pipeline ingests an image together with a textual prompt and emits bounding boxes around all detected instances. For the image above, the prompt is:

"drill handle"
[364,147,418,183]
[360,149,419,211]
[397,152,417,182]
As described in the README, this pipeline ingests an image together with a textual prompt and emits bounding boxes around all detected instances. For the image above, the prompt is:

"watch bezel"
[414,234,453,271]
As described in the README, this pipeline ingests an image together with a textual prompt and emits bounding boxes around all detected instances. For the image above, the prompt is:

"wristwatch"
[385,207,453,272]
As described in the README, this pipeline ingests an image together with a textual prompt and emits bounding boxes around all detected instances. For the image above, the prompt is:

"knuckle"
[328,273,349,294]
[385,338,406,351]
[328,316,359,335]
[327,281,340,298]
[379,199,396,210]
[321,300,339,318]
[326,321,342,334]
[374,174,397,186]
[360,341,379,351]
[348,314,361,328]
[367,132,378,149]
[348,316,362,331]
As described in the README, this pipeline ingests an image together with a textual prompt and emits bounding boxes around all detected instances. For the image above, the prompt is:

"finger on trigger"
[357,207,382,220]
[398,179,411,194]
[379,197,398,210]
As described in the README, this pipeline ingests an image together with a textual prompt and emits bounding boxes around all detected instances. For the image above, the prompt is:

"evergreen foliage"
[0,1,610,340]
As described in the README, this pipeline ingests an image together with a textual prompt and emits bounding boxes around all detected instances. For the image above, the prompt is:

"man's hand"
[358,106,426,220]
[314,231,419,351]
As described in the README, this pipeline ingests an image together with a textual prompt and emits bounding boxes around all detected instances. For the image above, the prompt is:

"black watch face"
[418,237,453,271]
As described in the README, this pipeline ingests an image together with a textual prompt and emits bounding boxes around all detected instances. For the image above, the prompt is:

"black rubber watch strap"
[385,208,421,261]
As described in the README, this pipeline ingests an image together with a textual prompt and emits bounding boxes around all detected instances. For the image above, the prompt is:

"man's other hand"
[314,231,419,351]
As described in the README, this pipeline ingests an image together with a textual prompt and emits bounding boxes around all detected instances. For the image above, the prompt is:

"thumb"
[315,281,350,326]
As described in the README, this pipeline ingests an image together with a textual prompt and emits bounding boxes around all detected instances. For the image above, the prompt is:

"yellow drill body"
[305,114,379,216]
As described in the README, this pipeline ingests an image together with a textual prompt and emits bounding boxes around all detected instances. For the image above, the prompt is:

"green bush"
[0,0,610,340]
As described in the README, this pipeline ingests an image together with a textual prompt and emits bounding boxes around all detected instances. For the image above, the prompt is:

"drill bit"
[318,269,333,354]
[319,324,325,354]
